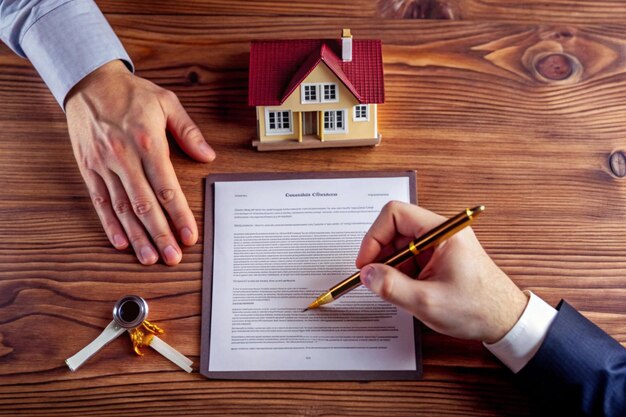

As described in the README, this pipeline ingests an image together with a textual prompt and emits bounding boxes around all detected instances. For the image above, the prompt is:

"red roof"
[248,38,384,106]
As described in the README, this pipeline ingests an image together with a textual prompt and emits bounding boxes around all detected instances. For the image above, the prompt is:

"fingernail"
[361,265,374,288]
[181,226,194,245]
[140,246,158,264]
[113,234,127,248]
[199,142,215,160]
[163,245,181,264]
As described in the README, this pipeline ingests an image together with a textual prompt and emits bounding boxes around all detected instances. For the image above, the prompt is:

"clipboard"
[200,171,421,380]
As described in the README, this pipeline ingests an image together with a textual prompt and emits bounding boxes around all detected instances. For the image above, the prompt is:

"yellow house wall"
[256,62,378,142]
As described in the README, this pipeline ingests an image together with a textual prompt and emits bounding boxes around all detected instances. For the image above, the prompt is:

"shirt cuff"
[484,291,558,374]
[19,0,134,108]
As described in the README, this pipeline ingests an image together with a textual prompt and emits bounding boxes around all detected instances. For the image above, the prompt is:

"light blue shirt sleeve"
[0,0,134,108]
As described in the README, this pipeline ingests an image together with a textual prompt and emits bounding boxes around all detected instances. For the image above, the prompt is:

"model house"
[248,29,384,151]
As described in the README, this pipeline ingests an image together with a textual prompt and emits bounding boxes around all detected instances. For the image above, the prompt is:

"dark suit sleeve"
[516,300,626,417]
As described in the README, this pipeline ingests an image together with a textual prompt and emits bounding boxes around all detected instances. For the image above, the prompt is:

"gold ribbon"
[129,320,164,356]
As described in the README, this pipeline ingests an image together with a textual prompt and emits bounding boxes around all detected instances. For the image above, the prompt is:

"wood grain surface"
[97,0,626,24]
[1,2,625,416]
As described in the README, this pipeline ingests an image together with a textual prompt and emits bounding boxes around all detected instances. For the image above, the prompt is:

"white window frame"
[264,109,293,135]
[300,83,339,104]
[353,104,369,122]
[323,109,347,134]
[301,84,318,103]
[322,83,338,102]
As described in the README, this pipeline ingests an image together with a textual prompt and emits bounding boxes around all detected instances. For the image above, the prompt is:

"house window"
[354,104,368,121]
[301,83,338,103]
[266,110,292,135]
[323,84,337,102]
[323,110,347,133]
[303,84,317,103]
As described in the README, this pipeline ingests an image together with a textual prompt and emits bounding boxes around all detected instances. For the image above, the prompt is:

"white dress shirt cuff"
[484,291,558,374]
[19,0,134,108]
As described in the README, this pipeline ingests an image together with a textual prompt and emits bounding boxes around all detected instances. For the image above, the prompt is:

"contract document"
[200,171,421,380]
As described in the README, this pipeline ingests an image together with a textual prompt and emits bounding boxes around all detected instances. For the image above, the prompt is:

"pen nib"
[470,205,485,215]
[301,308,309,313]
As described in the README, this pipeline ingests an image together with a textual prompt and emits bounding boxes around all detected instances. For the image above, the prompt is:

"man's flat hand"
[65,60,216,265]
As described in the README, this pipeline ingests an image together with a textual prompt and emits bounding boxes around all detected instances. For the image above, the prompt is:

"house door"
[303,111,318,136]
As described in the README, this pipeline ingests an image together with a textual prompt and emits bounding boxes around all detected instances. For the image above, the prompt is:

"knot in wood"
[609,151,626,178]
[535,53,573,80]
[377,0,455,19]
[187,71,199,84]
[522,41,582,84]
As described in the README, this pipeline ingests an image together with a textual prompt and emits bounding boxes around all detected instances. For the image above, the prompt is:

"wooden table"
[1,1,625,415]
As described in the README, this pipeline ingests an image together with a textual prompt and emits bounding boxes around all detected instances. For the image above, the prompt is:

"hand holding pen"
[305,204,484,309]
[309,202,529,344]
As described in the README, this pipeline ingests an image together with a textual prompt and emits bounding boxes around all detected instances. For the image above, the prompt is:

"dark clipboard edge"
[199,170,421,380]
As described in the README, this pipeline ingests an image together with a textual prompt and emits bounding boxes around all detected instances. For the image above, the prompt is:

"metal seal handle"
[112,295,148,329]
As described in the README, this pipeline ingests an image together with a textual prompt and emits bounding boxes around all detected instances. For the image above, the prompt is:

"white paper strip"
[66,321,126,371]
[149,335,193,373]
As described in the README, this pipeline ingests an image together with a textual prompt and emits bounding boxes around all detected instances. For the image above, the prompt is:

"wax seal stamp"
[65,295,192,372]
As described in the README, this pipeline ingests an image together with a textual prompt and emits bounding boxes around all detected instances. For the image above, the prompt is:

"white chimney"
[341,28,352,62]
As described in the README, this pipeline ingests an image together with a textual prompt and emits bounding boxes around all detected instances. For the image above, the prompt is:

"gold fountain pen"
[303,205,485,311]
